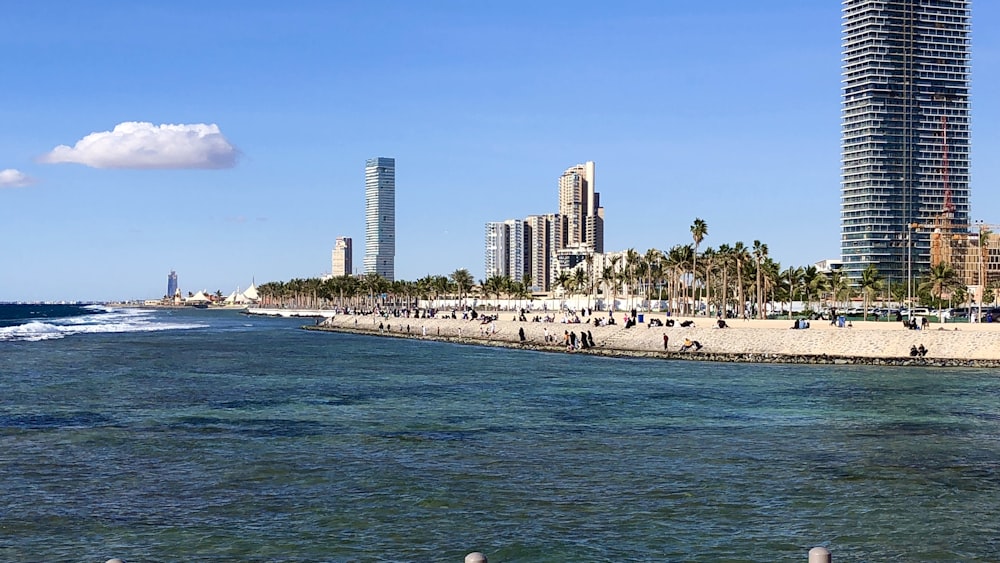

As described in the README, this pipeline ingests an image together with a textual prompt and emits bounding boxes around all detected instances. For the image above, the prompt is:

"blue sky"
[2,1,999,302]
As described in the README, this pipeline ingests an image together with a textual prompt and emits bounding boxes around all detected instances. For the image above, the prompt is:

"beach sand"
[295,310,1000,367]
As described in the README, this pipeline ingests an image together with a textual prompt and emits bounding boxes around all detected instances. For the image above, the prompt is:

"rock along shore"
[285,310,1000,369]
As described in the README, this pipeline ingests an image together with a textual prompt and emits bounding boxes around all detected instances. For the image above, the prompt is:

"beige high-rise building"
[331,236,352,277]
[558,161,603,253]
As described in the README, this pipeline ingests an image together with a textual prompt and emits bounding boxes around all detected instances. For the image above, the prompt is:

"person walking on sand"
[663,332,669,350]
[518,327,526,342]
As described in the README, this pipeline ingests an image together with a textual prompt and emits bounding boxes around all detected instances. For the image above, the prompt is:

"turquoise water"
[1,307,999,561]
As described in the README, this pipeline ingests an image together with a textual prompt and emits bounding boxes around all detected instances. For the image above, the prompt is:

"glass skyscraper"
[840,0,970,282]
[364,157,395,281]
[166,270,178,298]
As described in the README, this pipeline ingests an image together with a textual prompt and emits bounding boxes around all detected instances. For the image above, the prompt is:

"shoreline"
[287,310,1000,368]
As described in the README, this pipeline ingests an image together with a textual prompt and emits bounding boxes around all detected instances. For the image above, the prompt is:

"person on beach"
[587,330,595,348]
[918,344,928,357]
[910,345,919,357]
[663,333,669,350]
[680,338,702,352]
[518,327,526,342]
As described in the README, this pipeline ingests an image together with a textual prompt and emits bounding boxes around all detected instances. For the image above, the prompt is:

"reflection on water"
[1,310,999,561]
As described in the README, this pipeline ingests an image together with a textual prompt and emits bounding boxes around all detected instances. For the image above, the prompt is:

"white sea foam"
[0,308,205,342]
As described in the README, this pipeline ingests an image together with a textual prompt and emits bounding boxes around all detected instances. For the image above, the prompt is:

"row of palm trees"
[257,270,482,311]
[255,217,981,317]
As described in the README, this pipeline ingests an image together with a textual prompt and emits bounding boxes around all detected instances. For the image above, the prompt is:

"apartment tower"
[484,222,509,279]
[558,161,603,253]
[331,236,352,277]
[364,157,395,281]
[840,0,971,282]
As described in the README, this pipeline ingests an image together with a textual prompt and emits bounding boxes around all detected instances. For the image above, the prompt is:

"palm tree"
[781,266,804,319]
[751,240,768,319]
[601,265,617,311]
[584,254,596,309]
[572,267,588,308]
[919,262,963,323]
[645,248,665,308]
[714,244,733,317]
[554,271,572,298]
[802,266,827,313]
[859,263,883,321]
[699,246,718,317]
[451,268,474,307]
[360,273,386,310]
[624,248,640,310]
[608,255,622,311]
[666,244,693,315]
[690,218,708,314]
[483,275,507,305]
[732,242,750,319]
[828,270,851,307]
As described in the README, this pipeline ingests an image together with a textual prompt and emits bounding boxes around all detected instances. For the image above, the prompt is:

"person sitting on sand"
[717,319,729,328]
[679,338,702,352]
[918,344,928,357]
[680,320,695,328]
[910,345,919,357]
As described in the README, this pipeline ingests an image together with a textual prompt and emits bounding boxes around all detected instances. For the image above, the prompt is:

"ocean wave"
[0,309,205,342]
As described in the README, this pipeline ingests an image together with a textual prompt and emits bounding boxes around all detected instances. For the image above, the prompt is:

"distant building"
[559,161,603,253]
[505,219,526,285]
[484,161,603,293]
[814,259,843,275]
[166,270,178,298]
[840,0,970,282]
[484,222,509,279]
[331,236,353,277]
[524,214,553,292]
[364,157,395,281]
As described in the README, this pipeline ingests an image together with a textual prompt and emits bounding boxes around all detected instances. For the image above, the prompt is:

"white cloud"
[39,121,239,169]
[0,168,34,188]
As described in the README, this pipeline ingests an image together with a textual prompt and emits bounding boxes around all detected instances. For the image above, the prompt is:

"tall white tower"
[364,157,395,281]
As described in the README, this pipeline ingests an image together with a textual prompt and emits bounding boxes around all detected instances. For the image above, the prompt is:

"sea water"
[1,306,999,561]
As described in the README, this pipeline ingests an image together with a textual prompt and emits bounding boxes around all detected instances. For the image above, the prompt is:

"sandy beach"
[278,309,1000,367]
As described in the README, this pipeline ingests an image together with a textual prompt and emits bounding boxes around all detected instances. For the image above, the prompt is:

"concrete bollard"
[465,552,487,563]
[808,546,831,563]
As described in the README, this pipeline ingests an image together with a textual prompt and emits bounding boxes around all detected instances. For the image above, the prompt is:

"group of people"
[562,329,595,351]
[909,344,929,357]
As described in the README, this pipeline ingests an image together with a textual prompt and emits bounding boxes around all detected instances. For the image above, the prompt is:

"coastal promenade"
[247,307,1000,367]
